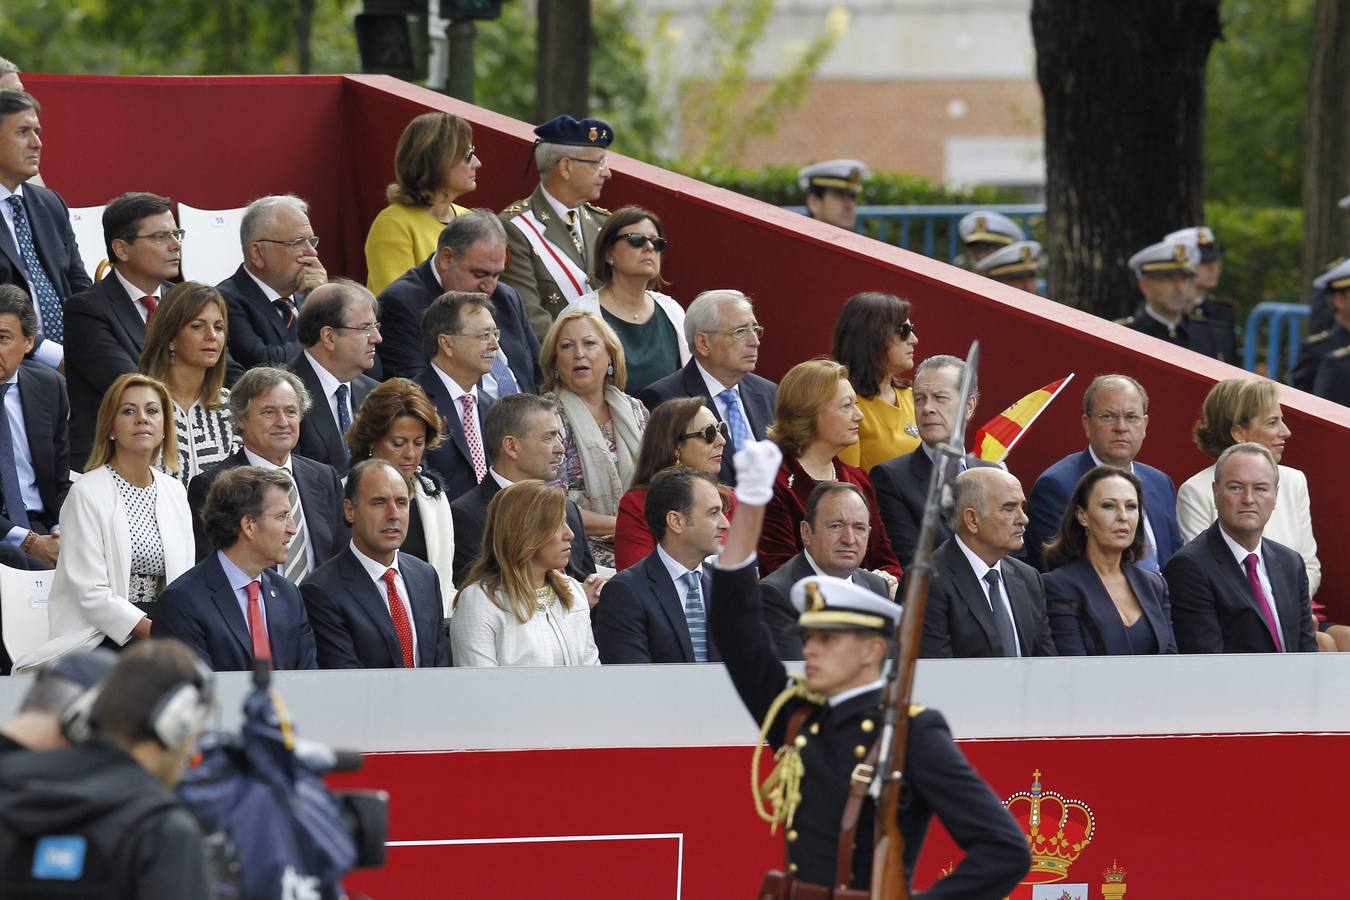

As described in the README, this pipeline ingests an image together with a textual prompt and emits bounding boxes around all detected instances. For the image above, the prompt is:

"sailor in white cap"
[957,211,1025,267]
[1166,226,1238,360]
[974,240,1041,294]
[797,159,868,231]
[1117,238,1229,362]
[1297,258,1350,398]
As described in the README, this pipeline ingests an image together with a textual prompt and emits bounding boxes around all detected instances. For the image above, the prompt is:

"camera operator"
[1,649,116,754]
[0,639,213,897]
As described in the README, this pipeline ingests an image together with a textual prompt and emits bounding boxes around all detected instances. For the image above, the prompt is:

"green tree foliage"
[1204,0,1313,207]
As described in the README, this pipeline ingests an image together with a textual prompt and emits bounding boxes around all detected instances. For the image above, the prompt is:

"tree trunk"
[537,0,591,121]
[1032,0,1221,319]
[295,0,315,74]
[1301,0,1350,289]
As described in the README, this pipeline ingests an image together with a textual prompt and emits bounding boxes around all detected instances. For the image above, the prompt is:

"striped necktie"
[681,570,708,663]
[565,209,584,257]
[6,195,64,343]
[282,479,310,583]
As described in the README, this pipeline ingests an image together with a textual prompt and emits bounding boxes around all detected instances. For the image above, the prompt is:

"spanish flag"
[973,374,1075,463]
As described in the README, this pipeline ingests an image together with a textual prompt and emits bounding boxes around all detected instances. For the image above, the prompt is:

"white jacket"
[450,577,599,667]
[567,290,691,366]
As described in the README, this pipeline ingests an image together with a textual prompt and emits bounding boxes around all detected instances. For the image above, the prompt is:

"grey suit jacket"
[759,552,892,660]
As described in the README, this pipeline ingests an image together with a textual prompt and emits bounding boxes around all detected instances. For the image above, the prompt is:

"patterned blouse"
[110,468,166,606]
[162,388,238,487]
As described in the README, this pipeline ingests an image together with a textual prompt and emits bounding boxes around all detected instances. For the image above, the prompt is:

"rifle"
[869,341,981,899]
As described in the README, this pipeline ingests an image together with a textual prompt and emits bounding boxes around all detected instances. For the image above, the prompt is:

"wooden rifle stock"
[869,342,980,899]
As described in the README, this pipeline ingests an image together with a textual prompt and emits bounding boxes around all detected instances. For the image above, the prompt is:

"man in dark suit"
[186,367,344,583]
[154,466,317,671]
[0,91,91,371]
[871,354,998,569]
[637,289,776,486]
[1025,374,1181,572]
[1164,443,1316,654]
[217,194,327,369]
[62,192,180,468]
[289,280,381,475]
[593,467,727,663]
[378,209,541,394]
[922,468,1056,658]
[760,482,892,660]
[300,459,448,669]
[451,393,595,587]
[417,291,498,501]
[0,286,69,574]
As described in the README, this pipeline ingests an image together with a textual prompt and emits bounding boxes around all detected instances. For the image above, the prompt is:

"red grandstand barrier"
[27,74,1350,617]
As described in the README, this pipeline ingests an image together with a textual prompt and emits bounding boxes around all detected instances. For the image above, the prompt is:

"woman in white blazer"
[450,480,599,667]
[345,378,456,615]
[18,374,194,670]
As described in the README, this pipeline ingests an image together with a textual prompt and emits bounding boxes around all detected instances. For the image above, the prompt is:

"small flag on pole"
[973,374,1076,463]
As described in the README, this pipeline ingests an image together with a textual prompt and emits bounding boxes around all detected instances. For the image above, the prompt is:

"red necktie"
[140,295,158,326]
[245,580,271,661]
[1243,553,1285,652]
[382,568,416,668]
[459,393,487,483]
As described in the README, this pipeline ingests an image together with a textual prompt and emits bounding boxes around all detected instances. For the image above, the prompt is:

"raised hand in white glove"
[733,439,783,506]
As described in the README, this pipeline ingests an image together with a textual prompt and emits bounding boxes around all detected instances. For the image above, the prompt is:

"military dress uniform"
[1296,259,1350,389]
[1118,238,1232,363]
[709,564,1030,898]
[500,116,612,340]
[974,240,1041,290]
[1166,227,1240,362]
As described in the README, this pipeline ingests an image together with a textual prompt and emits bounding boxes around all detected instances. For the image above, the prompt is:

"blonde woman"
[450,480,600,666]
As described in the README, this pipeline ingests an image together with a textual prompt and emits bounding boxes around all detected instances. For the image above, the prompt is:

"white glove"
[733,439,783,506]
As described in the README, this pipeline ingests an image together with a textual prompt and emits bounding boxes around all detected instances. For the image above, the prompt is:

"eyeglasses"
[256,235,320,250]
[452,328,501,343]
[896,321,916,340]
[566,156,609,170]
[679,421,729,444]
[334,322,381,337]
[713,324,765,342]
[463,144,477,162]
[130,229,186,244]
[1091,412,1145,426]
[617,233,668,252]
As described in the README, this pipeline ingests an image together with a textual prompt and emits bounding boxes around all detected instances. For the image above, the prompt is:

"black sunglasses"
[679,421,729,444]
[618,233,669,252]
[896,321,917,340]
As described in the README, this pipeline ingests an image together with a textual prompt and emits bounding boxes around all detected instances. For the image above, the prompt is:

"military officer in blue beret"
[1117,238,1230,362]
[500,115,613,339]
[710,439,1030,898]
[975,239,1041,294]
[797,159,869,231]
[1166,226,1239,362]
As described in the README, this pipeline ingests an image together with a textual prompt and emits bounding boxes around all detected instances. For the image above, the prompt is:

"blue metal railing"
[1243,302,1310,382]
[785,203,1045,264]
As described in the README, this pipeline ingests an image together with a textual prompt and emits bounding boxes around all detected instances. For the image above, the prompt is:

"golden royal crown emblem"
[1004,769,1096,884]
[588,126,598,142]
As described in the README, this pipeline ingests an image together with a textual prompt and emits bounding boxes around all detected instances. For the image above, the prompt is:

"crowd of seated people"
[2,84,1347,679]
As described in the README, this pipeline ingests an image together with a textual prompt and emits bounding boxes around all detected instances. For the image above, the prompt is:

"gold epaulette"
[1329,344,1350,360]
[1306,329,1333,344]
[909,704,926,716]
[1114,315,1135,326]
[501,198,530,217]
[587,202,611,216]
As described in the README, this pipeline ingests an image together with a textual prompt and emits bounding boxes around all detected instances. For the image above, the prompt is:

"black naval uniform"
[1118,303,1231,363]
[1293,324,1350,392]
[1192,295,1240,363]
[709,560,1030,897]
[1312,343,1350,406]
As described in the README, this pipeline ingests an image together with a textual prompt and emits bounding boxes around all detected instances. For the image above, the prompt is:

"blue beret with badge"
[533,114,614,148]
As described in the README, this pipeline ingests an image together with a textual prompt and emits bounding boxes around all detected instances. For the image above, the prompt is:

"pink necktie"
[245,580,271,661]
[1243,553,1285,652]
[382,568,415,668]
[459,393,487,483]
[140,295,158,326]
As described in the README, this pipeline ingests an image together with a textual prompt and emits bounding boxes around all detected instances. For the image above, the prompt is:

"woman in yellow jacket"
[833,291,920,471]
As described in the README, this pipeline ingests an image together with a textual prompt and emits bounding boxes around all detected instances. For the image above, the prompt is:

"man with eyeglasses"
[638,289,778,487]
[289,280,381,475]
[1024,374,1181,572]
[500,115,613,340]
[378,209,541,395]
[63,191,181,468]
[0,91,90,374]
[219,194,329,369]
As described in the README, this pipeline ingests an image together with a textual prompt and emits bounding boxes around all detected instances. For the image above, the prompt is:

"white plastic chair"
[67,205,107,281]
[0,563,53,665]
[177,203,247,285]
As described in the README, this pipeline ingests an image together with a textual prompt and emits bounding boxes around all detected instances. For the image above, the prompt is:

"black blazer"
[921,538,1057,658]
[592,548,719,664]
[152,553,317,671]
[759,552,892,660]
[1163,522,1316,653]
[416,365,494,503]
[637,360,776,486]
[449,475,594,588]
[377,258,542,392]
[0,362,72,535]
[1044,558,1177,655]
[63,275,174,469]
[218,263,300,369]
[870,450,999,570]
[186,448,346,564]
[289,352,378,476]
[0,184,91,356]
[299,547,449,669]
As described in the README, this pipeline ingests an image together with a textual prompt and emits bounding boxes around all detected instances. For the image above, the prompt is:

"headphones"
[59,657,217,751]
[59,686,100,745]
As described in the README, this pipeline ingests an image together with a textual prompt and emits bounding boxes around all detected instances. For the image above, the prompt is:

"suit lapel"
[403,564,440,667]
[205,554,254,660]
[425,369,474,466]
[646,553,694,662]
[939,541,1000,653]
[1205,526,1278,649]
[1259,539,1300,651]
[296,356,342,464]
[25,193,66,290]
[0,203,21,275]
[238,269,288,343]
[1122,563,1170,652]
[341,550,404,666]
[102,276,149,347]
[998,560,1035,652]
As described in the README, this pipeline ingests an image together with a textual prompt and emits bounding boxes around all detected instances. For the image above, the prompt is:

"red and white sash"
[509,209,591,303]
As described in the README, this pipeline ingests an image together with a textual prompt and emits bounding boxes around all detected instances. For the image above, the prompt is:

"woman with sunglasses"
[364,111,481,294]
[614,397,733,570]
[832,292,921,471]
[567,205,689,396]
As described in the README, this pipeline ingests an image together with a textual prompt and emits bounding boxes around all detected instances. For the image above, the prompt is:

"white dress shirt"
[2,368,41,545]
[655,543,705,618]
[430,359,480,433]
[242,447,317,574]
[112,268,160,322]
[349,541,419,666]
[953,535,1022,656]
[829,677,886,708]
[695,360,753,441]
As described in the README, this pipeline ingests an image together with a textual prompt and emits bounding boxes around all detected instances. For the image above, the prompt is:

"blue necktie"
[335,383,352,464]
[6,195,63,344]
[0,382,31,530]
[681,570,708,663]
[491,350,520,398]
[717,388,751,451]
